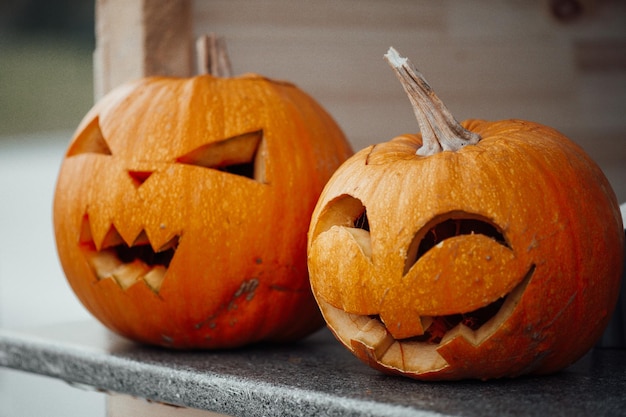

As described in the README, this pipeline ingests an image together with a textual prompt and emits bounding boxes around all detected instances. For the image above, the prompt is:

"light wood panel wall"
[192,0,626,201]
[95,0,626,201]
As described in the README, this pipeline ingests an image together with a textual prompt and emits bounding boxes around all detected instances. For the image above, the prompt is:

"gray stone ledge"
[0,320,625,417]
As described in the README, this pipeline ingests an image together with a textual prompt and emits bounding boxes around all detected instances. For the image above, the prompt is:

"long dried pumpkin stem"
[196,33,233,77]
[384,47,480,156]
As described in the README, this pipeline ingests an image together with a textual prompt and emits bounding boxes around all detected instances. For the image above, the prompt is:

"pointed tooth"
[115,222,145,248]
[133,230,150,246]
[88,249,122,280]
[157,235,179,252]
[144,223,181,253]
[88,211,114,251]
[100,225,125,249]
[112,260,150,290]
[143,266,166,293]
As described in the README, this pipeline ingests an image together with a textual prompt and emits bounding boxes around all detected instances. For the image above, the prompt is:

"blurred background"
[1,1,105,415]
[1,0,94,136]
[0,0,625,416]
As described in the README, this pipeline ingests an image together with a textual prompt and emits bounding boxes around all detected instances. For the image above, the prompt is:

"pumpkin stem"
[196,33,233,77]
[384,47,480,156]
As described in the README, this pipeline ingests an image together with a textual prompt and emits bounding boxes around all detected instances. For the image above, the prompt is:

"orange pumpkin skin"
[307,118,624,380]
[54,74,352,349]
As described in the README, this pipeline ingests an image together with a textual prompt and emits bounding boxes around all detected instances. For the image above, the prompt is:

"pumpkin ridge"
[500,129,621,364]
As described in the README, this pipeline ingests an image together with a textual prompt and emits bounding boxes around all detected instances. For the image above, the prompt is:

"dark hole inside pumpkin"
[114,241,177,268]
[369,295,505,345]
[417,218,506,258]
[403,217,507,275]
[177,130,264,182]
[374,264,536,344]
[411,297,506,344]
[79,216,180,291]
[218,161,255,179]
[354,209,370,231]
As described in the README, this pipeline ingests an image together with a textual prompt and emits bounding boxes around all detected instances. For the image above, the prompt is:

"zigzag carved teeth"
[80,215,179,293]
[101,225,126,249]
[157,235,179,252]
[132,230,150,246]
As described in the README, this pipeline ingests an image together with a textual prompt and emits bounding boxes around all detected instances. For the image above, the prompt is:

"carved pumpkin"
[54,59,352,348]
[307,48,625,380]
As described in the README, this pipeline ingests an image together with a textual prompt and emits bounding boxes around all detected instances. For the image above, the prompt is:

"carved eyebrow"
[404,215,508,275]
[67,117,112,156]
[176,129,266,182]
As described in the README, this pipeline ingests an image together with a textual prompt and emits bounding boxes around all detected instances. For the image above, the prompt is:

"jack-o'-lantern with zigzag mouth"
[307,48,624,380]
[53,47,353,349]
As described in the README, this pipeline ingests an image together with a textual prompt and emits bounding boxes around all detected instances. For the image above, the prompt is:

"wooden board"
[94,0,626,201]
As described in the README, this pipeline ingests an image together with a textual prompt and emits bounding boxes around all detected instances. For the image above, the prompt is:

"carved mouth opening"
[80,217,179,293]
[318,264,535,377]
[367,298,504,344]
[114,241,177,268]
[370,264,535,345]
[409,297,506,344]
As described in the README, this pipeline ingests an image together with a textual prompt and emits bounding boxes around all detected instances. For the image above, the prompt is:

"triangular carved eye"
[67,117,112,156]
[177,130,265,182]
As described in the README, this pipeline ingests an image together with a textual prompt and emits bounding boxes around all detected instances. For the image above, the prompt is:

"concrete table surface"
[0,320,624,417]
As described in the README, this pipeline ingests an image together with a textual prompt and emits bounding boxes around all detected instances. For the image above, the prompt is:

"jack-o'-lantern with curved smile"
[53,48,353,349]
[307,48,624,380]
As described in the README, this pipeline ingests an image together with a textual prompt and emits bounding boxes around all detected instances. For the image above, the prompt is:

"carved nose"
[128,170,153,188]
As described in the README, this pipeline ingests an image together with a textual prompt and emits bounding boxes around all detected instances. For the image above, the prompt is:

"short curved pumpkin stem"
[384,47,480,156]
[196,33,233,77]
